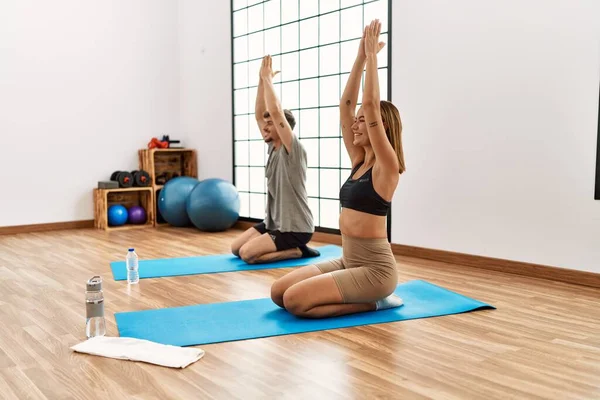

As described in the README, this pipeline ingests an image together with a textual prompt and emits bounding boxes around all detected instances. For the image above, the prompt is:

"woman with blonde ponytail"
[270,20,405,318]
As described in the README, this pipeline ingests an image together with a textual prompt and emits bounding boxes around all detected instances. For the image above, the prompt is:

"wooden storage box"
[138,148,197,186]
[93,187,154,231]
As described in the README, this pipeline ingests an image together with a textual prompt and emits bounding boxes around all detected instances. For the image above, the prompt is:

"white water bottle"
[126,248,139,284]
[85,276,106,338]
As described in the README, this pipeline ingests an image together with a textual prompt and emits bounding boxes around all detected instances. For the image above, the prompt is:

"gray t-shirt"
[264,135,314,233]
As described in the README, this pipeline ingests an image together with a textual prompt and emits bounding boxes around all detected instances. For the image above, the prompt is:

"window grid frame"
[316,0,321,227]
[231,0,393,239]
[232,0,383,40]
[232,66,388,92]
[595,85,600,200]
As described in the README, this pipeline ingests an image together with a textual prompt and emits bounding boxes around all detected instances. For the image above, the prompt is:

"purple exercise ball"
[128,206,147,224]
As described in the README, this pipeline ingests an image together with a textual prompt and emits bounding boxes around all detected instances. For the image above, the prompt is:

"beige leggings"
[314,235,398,303]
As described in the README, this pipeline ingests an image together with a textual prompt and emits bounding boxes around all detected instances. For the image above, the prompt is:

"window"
[232,0,391,230]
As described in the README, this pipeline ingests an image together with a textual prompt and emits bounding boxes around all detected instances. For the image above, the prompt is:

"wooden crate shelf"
[93,187,154,231]
[138,148,197,186]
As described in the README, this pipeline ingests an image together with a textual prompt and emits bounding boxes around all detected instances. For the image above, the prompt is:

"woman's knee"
[282,287,306,316]
[270,280,286,308]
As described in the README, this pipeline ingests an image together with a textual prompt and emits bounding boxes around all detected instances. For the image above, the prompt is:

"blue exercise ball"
[157,176,200,227]
[107,204,128,226]
[186,178,240,232]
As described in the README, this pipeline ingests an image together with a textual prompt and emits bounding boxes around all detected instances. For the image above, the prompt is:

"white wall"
[0,0,179,227]
[391,0,600,273]
[179,0,233,182]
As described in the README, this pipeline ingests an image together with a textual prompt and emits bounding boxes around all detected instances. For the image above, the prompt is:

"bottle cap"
[128,248,134,252]
[86,276,102,291]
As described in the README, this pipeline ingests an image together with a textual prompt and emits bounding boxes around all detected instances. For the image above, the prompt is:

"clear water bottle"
[126,248,139,284]
[85,276,106,338]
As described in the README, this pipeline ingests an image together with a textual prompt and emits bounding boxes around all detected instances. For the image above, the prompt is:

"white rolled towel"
[71,336,205,368]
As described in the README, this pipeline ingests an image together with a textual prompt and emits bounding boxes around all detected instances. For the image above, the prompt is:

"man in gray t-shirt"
[231,55,320,264]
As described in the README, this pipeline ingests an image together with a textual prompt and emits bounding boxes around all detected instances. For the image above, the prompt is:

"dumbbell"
[110,171,134,188]
[156,173,167,185]
[155,171,180,185]
[131,170,151,187]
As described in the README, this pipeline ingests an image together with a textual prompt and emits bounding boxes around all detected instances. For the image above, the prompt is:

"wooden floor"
[0,227,599,400]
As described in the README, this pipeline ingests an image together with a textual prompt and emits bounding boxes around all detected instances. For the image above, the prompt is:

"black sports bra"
[339,161,391,216]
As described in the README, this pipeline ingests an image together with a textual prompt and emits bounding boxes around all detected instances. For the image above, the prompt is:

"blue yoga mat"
[115,280,494,346]
[110,245,343,281]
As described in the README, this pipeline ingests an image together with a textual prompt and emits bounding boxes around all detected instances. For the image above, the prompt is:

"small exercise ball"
[158,176,200,226]
[107,205,128,226]
[186,178,240,232]
[128,205,147,224]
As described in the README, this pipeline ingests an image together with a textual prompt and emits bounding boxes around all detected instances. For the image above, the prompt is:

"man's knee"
[231,229,257,257]
[231,243,241,257]
[230,234,245,257]
[238,244,257,264]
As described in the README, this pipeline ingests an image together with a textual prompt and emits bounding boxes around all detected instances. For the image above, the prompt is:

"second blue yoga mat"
[114,280,494,346]
[110,245,342,281]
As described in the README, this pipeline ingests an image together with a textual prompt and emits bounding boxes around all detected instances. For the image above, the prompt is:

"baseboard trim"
[391,243,600,289]
[232,222,599,288]
[0,220,94,235]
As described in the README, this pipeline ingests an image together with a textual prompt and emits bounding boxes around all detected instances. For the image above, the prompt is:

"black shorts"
[253,222,313,251]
